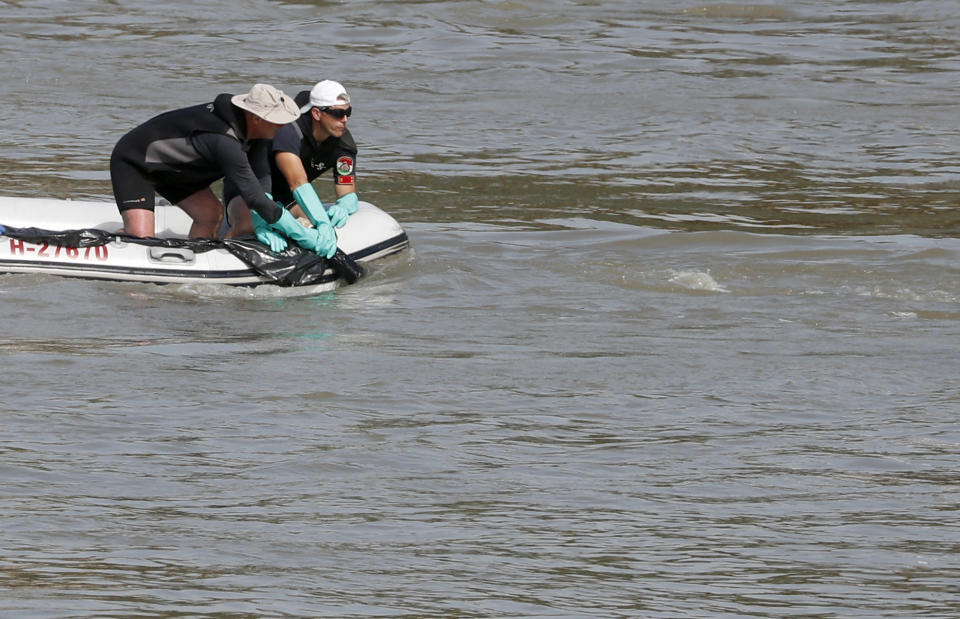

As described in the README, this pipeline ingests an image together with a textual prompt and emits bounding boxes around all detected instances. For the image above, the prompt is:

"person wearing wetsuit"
[109,83,335,257]
[223,80,359,253]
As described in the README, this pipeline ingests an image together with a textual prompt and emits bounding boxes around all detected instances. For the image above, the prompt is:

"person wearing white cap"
[223,80,359,252]
[109,83,337,258]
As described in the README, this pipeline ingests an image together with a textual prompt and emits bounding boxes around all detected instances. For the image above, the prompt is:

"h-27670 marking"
[7,238,109,261]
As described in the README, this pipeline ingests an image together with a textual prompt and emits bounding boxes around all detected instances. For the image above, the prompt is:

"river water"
[2,0,960,616]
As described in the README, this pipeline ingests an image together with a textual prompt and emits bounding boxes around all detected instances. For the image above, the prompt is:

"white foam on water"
[668,269,729,293]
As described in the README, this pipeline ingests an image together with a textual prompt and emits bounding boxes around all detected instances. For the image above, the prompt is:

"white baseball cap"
[231,83,300,124]
[300,80,351,113]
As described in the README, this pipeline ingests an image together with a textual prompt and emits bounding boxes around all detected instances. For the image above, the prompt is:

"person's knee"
[198,209,223,228]
[179,188,225,237]
[226,197,254,236]
[191,211,223,238]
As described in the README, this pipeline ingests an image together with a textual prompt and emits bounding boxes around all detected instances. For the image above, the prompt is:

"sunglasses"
[320,106,352,119]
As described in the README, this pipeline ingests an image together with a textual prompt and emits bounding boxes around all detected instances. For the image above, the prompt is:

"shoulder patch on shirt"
[336,156,354,177]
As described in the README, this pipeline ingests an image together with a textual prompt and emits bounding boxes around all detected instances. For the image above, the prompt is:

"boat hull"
[0,196,408,288]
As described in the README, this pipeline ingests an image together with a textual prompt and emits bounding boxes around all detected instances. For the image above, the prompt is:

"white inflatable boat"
[0,196,409,289]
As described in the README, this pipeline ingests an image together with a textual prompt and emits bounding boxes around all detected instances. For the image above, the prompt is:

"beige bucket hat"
[232,83,300,124]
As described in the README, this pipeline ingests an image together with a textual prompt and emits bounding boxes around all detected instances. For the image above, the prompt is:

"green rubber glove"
[292,183,334,226]
[325,193,358,228]
[336,192,359,215]
[250,210,288,253]
[325,202,348,228]
[270,209,337,258]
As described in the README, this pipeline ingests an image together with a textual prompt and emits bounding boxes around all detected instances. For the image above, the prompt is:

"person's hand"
[337,192,359,215]
[325,200,349,228]
[250,211,288,252]
[326,193,359,228]
[307,222,338,258]
[256,227,288,252]
[292,183,331,227]
[270,209,337,259]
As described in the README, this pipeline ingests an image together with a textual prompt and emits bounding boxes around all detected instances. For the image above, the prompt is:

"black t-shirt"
[268,103,358,205]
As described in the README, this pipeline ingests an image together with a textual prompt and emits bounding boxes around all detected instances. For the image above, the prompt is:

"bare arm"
[334,180,356,200]
[276,151,310,191]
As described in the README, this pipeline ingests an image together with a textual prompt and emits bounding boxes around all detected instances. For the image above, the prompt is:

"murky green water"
[2,1,959,616]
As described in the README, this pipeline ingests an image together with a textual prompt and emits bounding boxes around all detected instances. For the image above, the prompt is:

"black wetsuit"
[109,93,283,223]
[222,90,357,207]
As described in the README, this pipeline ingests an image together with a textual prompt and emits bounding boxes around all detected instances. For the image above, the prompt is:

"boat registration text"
[6,238,110,261]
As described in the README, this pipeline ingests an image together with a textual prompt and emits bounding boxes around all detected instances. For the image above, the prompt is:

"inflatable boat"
[0,196,409,290]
